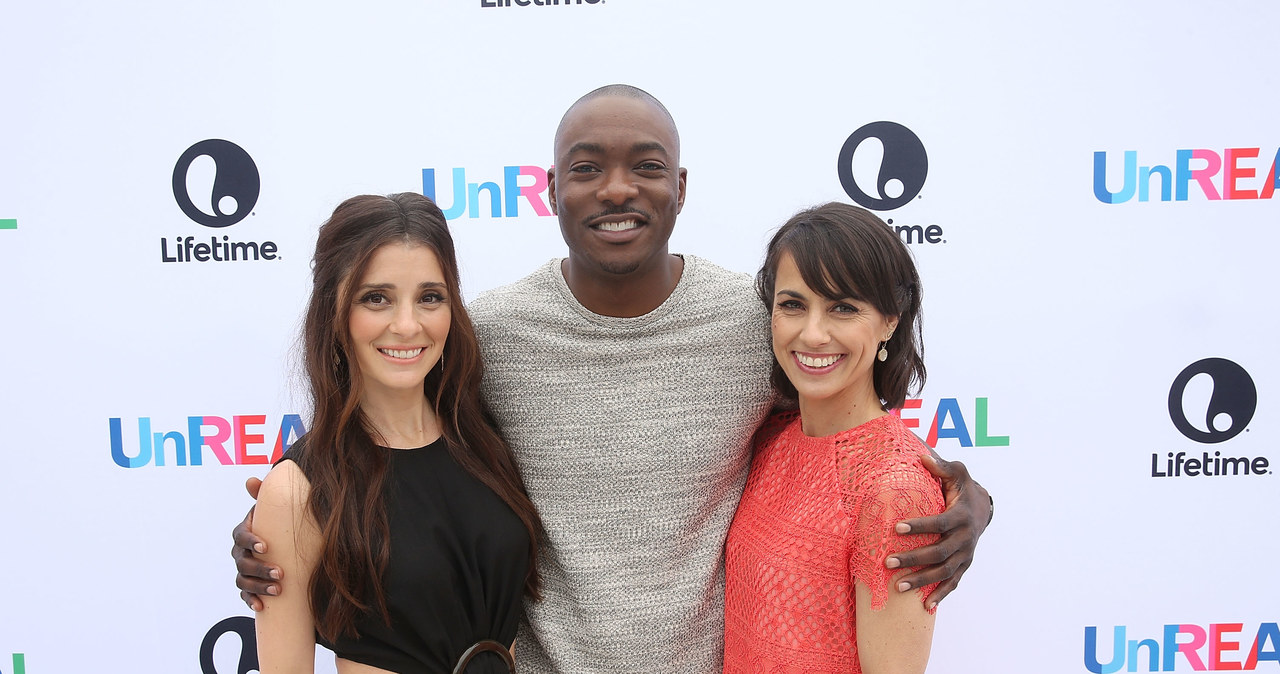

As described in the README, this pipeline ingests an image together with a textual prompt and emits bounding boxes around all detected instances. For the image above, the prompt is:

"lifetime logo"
[1153,358,1268,478]
[422,166,552,220]
[890,397,1009,448]
[109,414,305,468]
[1093,147,1280,203]
[199,616,257,674]
[837,122,945,245]
[1085,622,1280,672]
[165,139,279,263]
[480,0,602,6]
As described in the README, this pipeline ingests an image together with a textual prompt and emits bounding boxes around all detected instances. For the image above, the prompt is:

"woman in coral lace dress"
[724,202,944,674]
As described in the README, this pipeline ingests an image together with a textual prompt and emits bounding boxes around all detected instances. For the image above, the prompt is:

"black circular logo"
[198,616,258,674]
[173,139,260,228]
[1168,358,1257,443]
[837,121,928,211]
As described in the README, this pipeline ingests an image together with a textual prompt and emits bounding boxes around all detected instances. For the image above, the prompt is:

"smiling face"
[548,94,686,279]
[346,242,451,402]
[771,252,898,432]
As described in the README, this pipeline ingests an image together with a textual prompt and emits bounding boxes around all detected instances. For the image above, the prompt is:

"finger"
[245,476,263,500]
[240,590,265,612]
[236,570,280,598]
[924,577,958,609]
[922,454,969,484]
[233,544,282,581]
[887,535,958,569]
[893,558,968,594]
[232,510,265,553]
[919,449,948,473]
[894,510,957,536]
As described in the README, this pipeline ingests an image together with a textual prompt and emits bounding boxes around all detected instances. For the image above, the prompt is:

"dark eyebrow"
[631,141,669,156]
[356,281,447,291]
[775,289,806,299]
[566,142,605,156]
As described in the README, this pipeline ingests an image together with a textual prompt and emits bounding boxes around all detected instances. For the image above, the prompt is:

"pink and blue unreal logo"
[422,166,553,220]
[109,414,305,468]
[1094,147,1280,203]
[1085,622,1280,672]
[890,397,1010,448]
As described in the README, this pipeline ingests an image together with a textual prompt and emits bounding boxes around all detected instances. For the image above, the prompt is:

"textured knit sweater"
[469,255,776,673]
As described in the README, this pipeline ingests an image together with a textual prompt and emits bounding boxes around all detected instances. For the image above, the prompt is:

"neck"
[561,253,684,318]
[360,387,440,449]
[797,384,887,437]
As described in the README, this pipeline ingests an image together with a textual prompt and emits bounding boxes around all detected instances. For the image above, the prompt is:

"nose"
[596,167,640,206]
[389,303,420,337]
[799,312,831,346]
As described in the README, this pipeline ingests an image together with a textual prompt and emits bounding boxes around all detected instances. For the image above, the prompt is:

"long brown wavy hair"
[298,192,541,641]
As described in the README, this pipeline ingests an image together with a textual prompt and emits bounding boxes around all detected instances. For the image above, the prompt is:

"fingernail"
[267,585,280,596]
[895,523,911,534]
[269,568,282,580]
[897,581,911,592]
[928,602,938,611]
[254,543,265,554]
[885,557,901,569]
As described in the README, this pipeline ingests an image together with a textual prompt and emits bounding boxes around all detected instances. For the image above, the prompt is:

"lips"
[378,347,424,359]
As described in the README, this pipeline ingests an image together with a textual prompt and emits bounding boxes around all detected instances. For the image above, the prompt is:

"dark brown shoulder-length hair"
[755,202,926,411]
[299,192,541,641]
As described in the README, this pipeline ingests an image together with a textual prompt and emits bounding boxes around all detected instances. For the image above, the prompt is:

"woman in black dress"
[253,193,541,674]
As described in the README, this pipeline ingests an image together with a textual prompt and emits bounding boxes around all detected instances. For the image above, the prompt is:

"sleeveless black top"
[281,436,530,673]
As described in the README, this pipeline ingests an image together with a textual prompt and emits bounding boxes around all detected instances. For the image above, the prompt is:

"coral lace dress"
[724,411,944,673]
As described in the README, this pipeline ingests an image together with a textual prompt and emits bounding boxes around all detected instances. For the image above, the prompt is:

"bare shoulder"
[257,460,311,510]
[253,461,315,548]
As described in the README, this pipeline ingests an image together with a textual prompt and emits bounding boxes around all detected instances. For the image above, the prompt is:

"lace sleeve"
[838,443,944,611]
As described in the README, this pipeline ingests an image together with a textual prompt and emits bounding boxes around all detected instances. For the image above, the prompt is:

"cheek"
[431,309,453,339]
[770,315,790,357]
[348,311,376,342]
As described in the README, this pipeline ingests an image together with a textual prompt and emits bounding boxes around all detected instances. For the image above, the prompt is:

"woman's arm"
[855,572,936,674]
[252,461,322,674]
[846,457,945,674]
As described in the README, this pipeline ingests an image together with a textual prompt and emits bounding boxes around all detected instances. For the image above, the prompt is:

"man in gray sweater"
[235,84,991,672]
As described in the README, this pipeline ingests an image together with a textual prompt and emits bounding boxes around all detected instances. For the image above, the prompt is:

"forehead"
[360,242,443,282]
[555,96,678,159]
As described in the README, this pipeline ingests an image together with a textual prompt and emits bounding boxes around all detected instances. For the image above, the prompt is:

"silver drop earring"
[877,334,892,362]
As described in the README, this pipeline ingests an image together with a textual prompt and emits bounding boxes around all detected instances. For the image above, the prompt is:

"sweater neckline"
[548,254,695,328]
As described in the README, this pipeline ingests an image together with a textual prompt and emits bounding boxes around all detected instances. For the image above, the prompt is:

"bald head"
[554,84,680,161]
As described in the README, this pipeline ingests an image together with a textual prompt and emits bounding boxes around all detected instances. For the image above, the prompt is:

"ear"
[546,165,559,215]
[885,315,900,339]
[675,167,687,213]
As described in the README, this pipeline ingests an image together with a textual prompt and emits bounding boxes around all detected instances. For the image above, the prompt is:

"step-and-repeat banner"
[1,1,1276,672]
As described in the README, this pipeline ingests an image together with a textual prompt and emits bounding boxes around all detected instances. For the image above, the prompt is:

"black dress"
[281,436,530,673]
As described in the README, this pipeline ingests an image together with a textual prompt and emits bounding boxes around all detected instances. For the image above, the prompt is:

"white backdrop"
[1,1,1276,672]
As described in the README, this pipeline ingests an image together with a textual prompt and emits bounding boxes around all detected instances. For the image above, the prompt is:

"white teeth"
[380,347,423,359]
[597,220,638,232]
[796,353,841,368]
